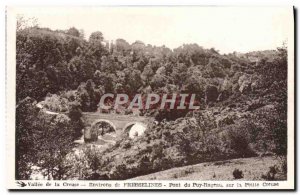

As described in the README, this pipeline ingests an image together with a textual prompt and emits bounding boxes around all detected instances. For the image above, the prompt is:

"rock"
[84,126,98,142]
[238,74,262,94]
[238,74,251,93]
[84,127,92,142]
[129,123,146,139]
[250,74,262,91]
[220,77,233,92]
[239,81,252,93]
[256,104,276,113]
[232,72,243,83]
[217,78,233,101]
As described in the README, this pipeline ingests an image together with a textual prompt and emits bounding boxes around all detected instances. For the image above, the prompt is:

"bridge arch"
[123,122,139,132]
[91,119,117,133]
[83,119,117,142]
[123,122,147,138]
[91,119,117,131]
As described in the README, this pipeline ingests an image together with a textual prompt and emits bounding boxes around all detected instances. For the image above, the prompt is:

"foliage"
[68,101,84,139]
[16,23,288,180]
[35,113,75,180]
[226,123,253,157]
[16,97,39,179]
[16,97,76,179]
[233,168,243,179]
[261,166,278,181]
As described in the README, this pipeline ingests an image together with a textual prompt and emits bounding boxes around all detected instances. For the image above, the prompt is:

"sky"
[14,6,293,54]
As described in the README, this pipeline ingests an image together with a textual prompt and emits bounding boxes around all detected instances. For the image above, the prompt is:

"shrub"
[68,101,84,139]
[109,164,128,180]
[213,172,216,178]
[233,168,243,179]
[250,105,287,156]
[261,166,277,181]
[172,173,178,179]
[184,167,195,175]
[150,176,156,180]
[281,158,287,174]
[227,124,253,157]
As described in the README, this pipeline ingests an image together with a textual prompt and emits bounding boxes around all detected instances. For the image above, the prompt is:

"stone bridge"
[81,113,153,141]
[37,103,154,142]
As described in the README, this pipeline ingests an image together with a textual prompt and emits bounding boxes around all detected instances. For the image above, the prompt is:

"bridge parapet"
[82,112,151,131]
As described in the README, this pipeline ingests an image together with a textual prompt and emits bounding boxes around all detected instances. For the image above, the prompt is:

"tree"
[17,15,39,31]
[257,45,287,102]
[68,56,85,87]
[115,38,130,55]
[150,73,167,90]
[124,68,143,95]
[89,31,104,43]
[84,146,104,180]
[204,58,226,78]
[171,63,188,88]
[194,112,216,148]
[66,27,80,37]
[131,41,146,62]
[183,72,206,99]
[77,80,103,111]
[93,71,115,93]
[86,32,108,67]
[132,40,145,51]
[36,113,74,180]
[100,55,118,73]
[16,97,39,179]
[141,64,154,84]
[16,26,84,100]
[68,101,84,139]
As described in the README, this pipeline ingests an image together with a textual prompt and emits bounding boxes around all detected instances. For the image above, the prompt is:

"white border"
[3,3,296,193]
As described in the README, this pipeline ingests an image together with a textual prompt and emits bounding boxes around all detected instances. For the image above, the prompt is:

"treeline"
[17,26,274,113]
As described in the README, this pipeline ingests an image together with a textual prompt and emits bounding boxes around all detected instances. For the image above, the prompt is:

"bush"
[122,140,131,149]
[226,124,253,157]
[212,172,216,178]
[184,167,195,175]
[233,168,243,179]
[68,101,84,139]
[261,166,277,181]
[250,106,287,155]
[281,158,287,174]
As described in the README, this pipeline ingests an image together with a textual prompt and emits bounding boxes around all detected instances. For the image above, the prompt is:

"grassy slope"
[131,156,286,181]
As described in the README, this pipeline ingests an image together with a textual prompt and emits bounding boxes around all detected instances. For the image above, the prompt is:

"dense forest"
[16,20,287,180]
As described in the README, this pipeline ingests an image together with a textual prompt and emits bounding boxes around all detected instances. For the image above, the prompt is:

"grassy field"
[131,156,286,181]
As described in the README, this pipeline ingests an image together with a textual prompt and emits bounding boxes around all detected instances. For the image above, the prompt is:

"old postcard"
[6,6,295,190]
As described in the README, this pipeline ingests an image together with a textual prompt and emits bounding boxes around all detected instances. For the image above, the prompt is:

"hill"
[131,156,286,181]
[16,26,287,180]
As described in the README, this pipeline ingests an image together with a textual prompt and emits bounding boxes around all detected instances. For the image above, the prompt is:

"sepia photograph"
[6,6,295,190]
